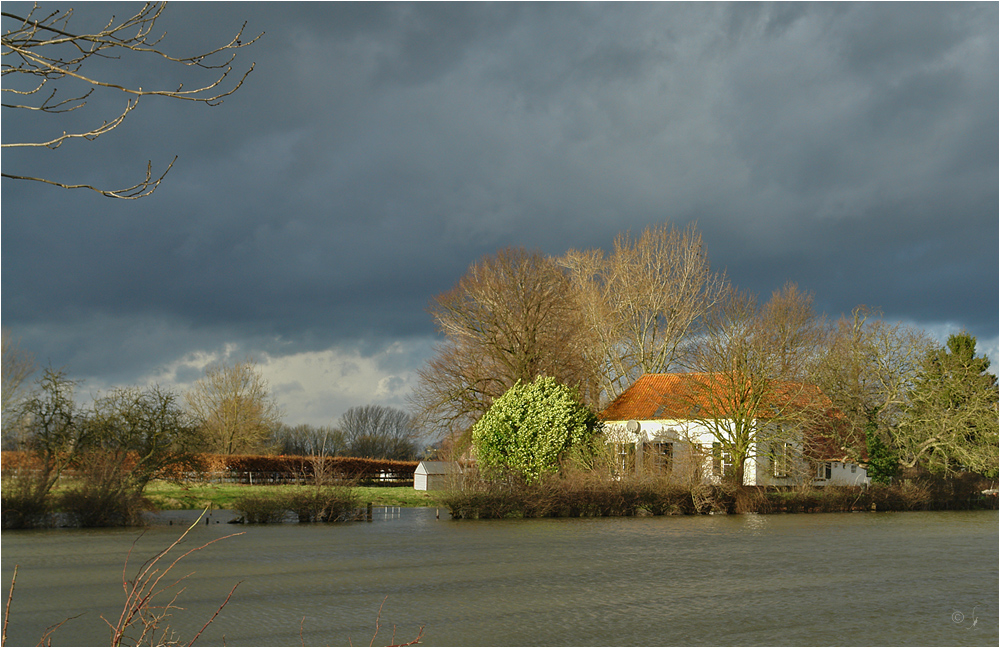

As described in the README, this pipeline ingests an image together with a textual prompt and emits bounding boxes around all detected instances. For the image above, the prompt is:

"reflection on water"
[2,509,996,646]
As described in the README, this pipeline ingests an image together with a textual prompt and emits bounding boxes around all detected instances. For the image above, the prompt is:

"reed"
[1,510,243,647]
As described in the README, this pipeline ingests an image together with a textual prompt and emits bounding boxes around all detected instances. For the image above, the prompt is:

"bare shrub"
[0,482,52,529]
[233,488,366,524]
[288,487,362,522]
[735,487,772,514]
[1,452,53,528]
[59,487,148,528]
[59,451,151,527]
[232,493,290,524]
[445,469,702,519]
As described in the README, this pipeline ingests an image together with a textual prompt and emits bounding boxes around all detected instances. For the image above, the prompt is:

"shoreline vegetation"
[20,473,1000,527]
[140,481,446,511]
[4,454,995,528]
[442,474,998,519]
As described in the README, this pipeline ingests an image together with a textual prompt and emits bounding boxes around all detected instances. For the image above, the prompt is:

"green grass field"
[140,481,447,511]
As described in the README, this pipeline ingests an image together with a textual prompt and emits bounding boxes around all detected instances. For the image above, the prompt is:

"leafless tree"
[412,247,597,440]
[84,384,201,492]
[340,404,419,460]
[811,306,935,463]
[270,423,346,457]
[679,284,830,486]
[562,222,728,405]
[2,2,260,198]
[2,368,86,527]
[185,358,282,455]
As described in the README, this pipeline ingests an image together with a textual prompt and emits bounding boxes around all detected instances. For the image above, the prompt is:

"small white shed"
[414,461,461,491]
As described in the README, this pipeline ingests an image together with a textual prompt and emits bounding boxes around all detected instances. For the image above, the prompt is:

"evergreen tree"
[864,416,899,485]
[897,334,999,477]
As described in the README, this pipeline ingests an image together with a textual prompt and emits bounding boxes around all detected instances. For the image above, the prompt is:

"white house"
[599,373,869,487]
[413,461,462,491]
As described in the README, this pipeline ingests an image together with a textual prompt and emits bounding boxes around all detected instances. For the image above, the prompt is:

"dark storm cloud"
[2,2,997,404]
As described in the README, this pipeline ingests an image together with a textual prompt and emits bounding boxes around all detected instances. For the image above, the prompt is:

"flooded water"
[1,509,996,646]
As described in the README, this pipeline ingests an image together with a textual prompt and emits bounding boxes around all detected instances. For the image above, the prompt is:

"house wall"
[603,419,730,482]
[603,419,869,487]
[813,461,869,487]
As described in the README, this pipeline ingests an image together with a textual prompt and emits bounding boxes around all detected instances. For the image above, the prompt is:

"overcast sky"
[2,1,997,428]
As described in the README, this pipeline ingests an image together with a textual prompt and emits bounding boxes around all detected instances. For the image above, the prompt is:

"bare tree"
[2,2,260,198]
[679,284,830,486]
[759,282,830,380]
[412,247,597,439]
[270,423,346,457]
[562,222,728,405]
[340,404,419,460]
[812,306,935,470]
[185,358,282,455]
[1,329,35,427]
[85,384,201,492]
[2,368,87,527]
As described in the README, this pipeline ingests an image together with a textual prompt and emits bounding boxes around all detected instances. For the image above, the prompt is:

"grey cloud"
[2,2,996,413]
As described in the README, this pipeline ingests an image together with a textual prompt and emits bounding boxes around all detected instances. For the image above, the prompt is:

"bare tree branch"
[1,2,260,198]
[2,157,176,199]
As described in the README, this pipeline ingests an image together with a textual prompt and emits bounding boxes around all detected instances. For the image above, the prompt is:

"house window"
[772,442,791,478]
[712,443,733,478]
[816,462,832,480]
[615,443,635,475]
[851,464,856,474]
[646,442,673,473]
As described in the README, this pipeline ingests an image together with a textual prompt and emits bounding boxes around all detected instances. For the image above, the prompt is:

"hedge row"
[444,473,998,519]
[196,454,418,481]
[1,451,419,484]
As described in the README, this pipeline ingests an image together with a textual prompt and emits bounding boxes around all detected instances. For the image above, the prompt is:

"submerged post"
[366,502,373,522]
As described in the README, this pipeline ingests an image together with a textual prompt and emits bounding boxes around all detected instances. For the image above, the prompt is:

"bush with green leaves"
[471,376,601,483]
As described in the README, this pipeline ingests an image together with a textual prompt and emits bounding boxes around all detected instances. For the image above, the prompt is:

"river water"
[1,509,996,646]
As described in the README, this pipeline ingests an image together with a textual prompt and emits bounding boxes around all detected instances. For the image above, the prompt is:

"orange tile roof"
[599,373,830,421]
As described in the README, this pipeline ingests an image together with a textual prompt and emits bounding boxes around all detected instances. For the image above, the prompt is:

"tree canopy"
[472,376,600,483]
[413,247,596,440]
[185,358,282,455]
[339,404,419,460]
[563,222,727,402]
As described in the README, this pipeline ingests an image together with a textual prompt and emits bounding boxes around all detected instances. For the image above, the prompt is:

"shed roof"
[414,461,462,475]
